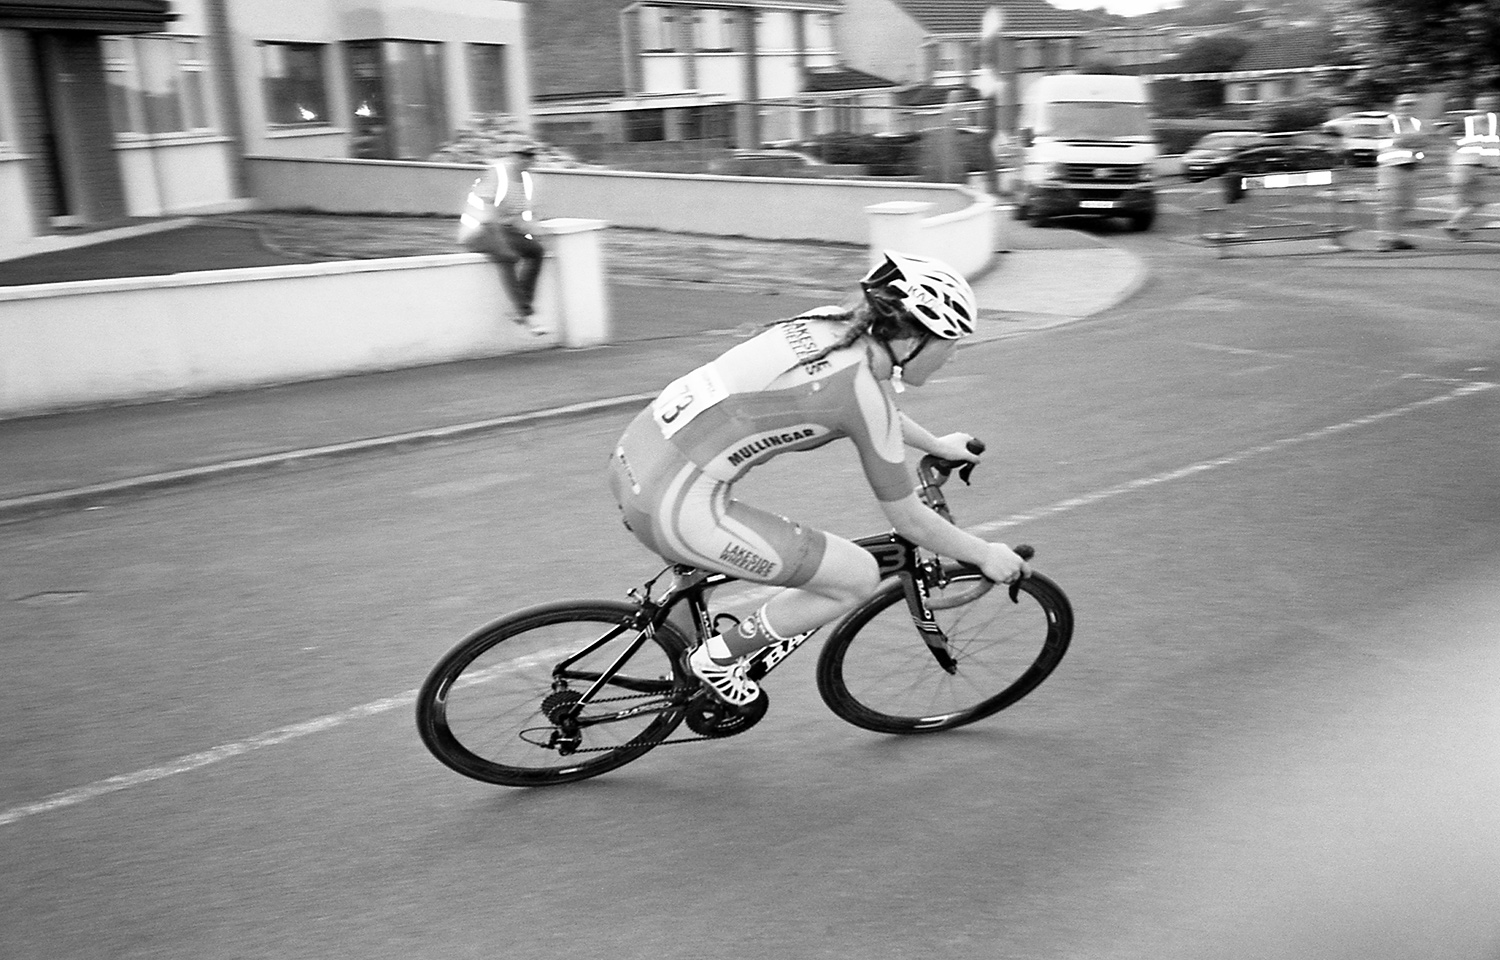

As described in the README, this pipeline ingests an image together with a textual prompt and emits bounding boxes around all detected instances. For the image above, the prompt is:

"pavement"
[0,210,1143,521]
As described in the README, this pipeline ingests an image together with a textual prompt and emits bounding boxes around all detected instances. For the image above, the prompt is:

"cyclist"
[607,251,1029,707]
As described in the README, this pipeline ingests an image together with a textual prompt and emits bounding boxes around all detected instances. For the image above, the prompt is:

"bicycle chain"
[531,690,726,752]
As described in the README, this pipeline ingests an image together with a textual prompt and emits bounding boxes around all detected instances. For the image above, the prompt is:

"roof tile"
[890,0,1088,36]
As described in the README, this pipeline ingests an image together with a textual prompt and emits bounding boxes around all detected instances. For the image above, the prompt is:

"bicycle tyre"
[416,600,694,787]
[816,564,1072,734]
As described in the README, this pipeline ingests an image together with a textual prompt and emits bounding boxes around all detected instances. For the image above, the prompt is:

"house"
[523,0,1105,154]
[838,0,1091,128]
[1146,27,1354,106]
[525,0,900,150]
[1076,24,1177,71]
[0,0,530,257]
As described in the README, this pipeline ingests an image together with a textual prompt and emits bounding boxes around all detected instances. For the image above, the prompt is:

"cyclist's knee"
[809,539,879,609]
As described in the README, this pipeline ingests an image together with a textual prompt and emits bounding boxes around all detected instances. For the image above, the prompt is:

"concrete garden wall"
[1,160,996,419]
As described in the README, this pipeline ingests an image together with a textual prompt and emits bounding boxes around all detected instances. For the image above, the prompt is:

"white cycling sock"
[705,604,792,662]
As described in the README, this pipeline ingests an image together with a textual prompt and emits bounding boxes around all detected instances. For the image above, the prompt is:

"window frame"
[103,34,217,140]
[0,72,13,156]
[694,8,739,53]
[804,13,835,54]
[1018,40,1042,70]
[259,40,332,128]
[467,42,511,115]
[639,6,678,53]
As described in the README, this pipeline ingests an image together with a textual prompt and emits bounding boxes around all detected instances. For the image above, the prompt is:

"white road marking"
[2,382,1493,828]
[410,472,521,499]
[971,380,1495,534]
[0,649,565,828]
[0,691,418,828]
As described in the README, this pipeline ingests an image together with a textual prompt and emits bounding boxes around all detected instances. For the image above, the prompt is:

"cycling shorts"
[608,409,829,587]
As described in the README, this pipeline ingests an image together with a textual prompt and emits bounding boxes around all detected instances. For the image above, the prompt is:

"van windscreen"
[1042,101,1151,139]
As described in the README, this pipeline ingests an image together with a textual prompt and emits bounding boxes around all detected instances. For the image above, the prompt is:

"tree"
[1165,35,1251,74]
[1151,35,1251,115]
[1333,0,1500,103]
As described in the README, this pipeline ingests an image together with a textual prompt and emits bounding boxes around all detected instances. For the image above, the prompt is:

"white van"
[1013,74,1158,231]
[1321,111,1396,166]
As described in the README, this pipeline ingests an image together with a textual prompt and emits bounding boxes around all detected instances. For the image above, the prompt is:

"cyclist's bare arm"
[898,412,980,463]
[879,492,1028,584]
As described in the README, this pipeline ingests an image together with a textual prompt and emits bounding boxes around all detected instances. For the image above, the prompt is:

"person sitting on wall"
[457,142,545,324]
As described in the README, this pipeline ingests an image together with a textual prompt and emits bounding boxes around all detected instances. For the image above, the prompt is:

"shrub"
[1261,98,1335,133]
[427,112,598,168]
[808,132,920,176]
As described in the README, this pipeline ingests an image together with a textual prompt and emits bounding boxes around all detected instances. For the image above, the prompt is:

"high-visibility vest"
[1453,112,1499,166]
[1377,116,1423,166]
[459,159,534,237]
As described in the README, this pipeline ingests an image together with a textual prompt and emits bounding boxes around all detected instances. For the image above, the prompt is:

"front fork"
[903,562,960,674]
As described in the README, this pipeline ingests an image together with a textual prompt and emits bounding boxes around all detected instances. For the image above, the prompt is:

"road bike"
[415,444,1074,787]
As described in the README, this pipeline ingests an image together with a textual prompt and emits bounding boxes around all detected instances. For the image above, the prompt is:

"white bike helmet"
[860,251,977,339]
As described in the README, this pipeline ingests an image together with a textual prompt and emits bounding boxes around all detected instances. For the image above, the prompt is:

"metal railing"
[1195,168,1367,258]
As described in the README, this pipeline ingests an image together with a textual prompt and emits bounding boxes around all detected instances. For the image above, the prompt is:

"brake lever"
[1007,544,1035,603]
[958,437,985,485]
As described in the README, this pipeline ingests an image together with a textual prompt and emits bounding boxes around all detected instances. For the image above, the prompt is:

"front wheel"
[416,600,694,786]
[816,564,1072,734]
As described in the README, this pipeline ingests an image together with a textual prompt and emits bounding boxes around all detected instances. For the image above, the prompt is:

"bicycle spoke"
[416,602,693,786]
[817,567,1072,734]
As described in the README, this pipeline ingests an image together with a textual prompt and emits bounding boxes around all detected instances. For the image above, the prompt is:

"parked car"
[1321,112,1396,166]
[1181,131,1268,181]
[1219,141,1347,202]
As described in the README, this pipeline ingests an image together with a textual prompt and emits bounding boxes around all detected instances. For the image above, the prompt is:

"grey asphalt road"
[2,201,1498,960]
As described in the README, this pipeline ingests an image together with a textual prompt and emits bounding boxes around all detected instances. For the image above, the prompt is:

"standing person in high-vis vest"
[1443,93,1500,240]
[456,142,546,324]
[1376,94,1428,252]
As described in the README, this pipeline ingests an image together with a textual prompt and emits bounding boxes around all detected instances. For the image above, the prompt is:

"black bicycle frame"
[557,453,979,715]
[638,530,957,682]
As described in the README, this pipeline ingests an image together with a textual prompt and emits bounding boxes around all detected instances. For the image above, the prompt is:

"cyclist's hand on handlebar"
[931,432,982,463]
[979,542,1030,585]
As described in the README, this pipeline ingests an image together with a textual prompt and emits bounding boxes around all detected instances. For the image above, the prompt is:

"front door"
[30,31,127,225]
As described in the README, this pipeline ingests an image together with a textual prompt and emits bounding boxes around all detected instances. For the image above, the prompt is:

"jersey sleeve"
[842,361,913,502]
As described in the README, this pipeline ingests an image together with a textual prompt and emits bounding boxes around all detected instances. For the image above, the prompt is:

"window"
[468,43,510,114]
[0,64,14,152]
[345,40,448,159]
[260,41,329,126]
[1050,39,1073,69]
[757,10,794,51]
[804,13,834,53]
[934,40,965,74]
[680,104,732,139]
[346,41,389,157]
[104,36,214,136]
[695,9,738,51]
[624,108,665,141]
[386,40,448,158]
[640,6,677,52]
[1018,40,1042,70]
[1042,101,1150,138]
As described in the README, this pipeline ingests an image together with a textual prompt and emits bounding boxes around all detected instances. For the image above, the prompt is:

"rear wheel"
[816,564,1072,734]
[416,600,693,786]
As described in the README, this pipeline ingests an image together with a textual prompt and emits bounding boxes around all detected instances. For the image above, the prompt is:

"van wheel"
[1012,200,1030,222]
[1129,211,1155,232]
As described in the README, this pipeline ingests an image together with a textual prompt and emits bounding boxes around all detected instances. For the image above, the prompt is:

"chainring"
[684,689,769,737]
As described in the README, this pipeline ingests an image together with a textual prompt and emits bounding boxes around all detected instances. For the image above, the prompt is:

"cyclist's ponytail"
[763,301,923,369]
